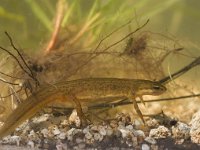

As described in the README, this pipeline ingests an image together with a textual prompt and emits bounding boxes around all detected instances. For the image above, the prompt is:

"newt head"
[135,80,167,96]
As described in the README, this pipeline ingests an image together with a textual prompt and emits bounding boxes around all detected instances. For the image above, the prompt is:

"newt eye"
[153,85,161,90]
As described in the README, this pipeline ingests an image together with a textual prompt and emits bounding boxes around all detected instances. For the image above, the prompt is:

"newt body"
[0,78,166,138]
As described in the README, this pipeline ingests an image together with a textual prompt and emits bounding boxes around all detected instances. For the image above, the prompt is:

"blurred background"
[0,0,199,50]
[0,0,199,123]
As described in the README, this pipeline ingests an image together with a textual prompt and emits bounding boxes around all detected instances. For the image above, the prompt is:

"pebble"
[68,109,81,127]
[41,128,49,137]
[110,120,118,128]
[60,119,69,126]
[144,137,157,144]
[93,133,103,141]
[151,144,159,150]
[76,137,83,144]
[56,140,65,150]
[3,112,200,148]
[149,126,171,139]
[15,120,29,133]
[66,128,75,141]
[190,110,200,143]
[32,114,50,123]
[56,144,63,150]
[132,136,138,147]
[91,125,98,131]
[52,126,61,135]
[83,126,90,134]
[98,126,106,136]
[58,132,67,140]
[134,119,142,127]
[27,140,34,148]
[119,128,131,138]
[78,143,86,149]
[172,122,190,139]
[126,125,134,130]
[146,119,159,128]
[142,144,150,150]
[1,135,22,146]
[28,130,38,140]
[134,130,145,137]
[106,127,113,136]
[85,132,93,139]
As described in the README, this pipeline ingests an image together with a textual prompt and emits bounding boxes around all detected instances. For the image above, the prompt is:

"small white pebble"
[41,128,49,137]
[106,127,113,136]
[78,143,86,149]
[28,130,38,140]
[83,127,89,134]
[67,128,75,136]
[110,120,118,128]
[126,125,133,130]
[142,144,150,150]
[85,132,92,139]
[15,120,29,132]
[56,141,64,150]
[60,119,69,126]
[132,136,138,147]
[134,130,145,137]
[52,127,61,135]
[10,135,21,146]
[172,122,190,139]
[145,137,157,144]
[73,129,82,135]
[58,132,67,140]
[119,128,131,138]
[76,138,83,144]
[27,140,35,148]
[134,119,142,127]
[69,109,81,127]
[91,125,98,131]
[99,126,106,136]
[75,117,81,127]
[67,128,75,141]
[149,126,171,139]
[190,110,200,144]
[118,121,125,127]
[93,133,103,141]
[151,144,159,150]
[56,145,63,150]
[146,119,159,127]
[1,135,12,144]
[175,139,184,144]
[85,138,95,144]
[32,114,50,123]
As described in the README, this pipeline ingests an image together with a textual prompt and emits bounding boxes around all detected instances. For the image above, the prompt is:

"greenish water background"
[0,1,199,83]
[0,0,199,88]
[0,0,199,49]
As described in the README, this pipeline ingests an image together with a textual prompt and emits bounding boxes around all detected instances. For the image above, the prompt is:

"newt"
[0,78,166,138]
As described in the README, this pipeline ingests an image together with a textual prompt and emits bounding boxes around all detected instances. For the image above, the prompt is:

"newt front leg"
[130,95,145,124]
[68,94,88,126]
[139,96,146,107]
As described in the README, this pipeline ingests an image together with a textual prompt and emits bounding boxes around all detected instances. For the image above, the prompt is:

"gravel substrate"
[1,110,200,150]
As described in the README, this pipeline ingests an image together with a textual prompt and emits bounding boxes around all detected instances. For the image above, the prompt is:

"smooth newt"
[0,78,166,138]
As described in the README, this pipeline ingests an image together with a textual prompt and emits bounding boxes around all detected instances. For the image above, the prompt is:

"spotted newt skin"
[0,78,166,138]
